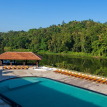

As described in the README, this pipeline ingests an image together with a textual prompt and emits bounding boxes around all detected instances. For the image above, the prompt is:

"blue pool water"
[0,77,107,107]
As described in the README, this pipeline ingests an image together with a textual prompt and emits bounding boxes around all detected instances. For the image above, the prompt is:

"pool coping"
[0,93,21,107]
[0,76,107,106]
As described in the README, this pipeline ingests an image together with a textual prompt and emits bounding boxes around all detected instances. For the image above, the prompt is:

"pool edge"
[0,76,107,106]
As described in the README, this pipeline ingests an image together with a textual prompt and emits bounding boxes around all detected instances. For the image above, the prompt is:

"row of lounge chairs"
[3,66,29,70]
[54,69,107,84]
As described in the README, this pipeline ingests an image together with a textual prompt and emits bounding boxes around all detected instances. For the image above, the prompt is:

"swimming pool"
[0,77,107,107]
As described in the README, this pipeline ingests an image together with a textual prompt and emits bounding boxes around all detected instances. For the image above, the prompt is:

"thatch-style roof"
[0,52,42,60]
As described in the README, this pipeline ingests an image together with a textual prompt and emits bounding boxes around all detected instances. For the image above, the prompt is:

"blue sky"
[0,0,107,32]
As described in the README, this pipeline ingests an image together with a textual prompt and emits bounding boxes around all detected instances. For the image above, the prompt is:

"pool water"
[0,77,107,107]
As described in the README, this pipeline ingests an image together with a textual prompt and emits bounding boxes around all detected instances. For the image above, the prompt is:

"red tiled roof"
[0,52,42,60]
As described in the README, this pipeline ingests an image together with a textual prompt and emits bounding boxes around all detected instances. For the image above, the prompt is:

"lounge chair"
[71,72,78,77]
[54,70,59,73]
[96,77,104,83]
[11,66,15,69]
[76,73,83,78]
[3,66,7,69]
[7,66,12,70]
[67,71,72,76]
[80,74,88,79]
[60,70,65,74]
[87,75,95,80]
[99,78,107,84]
[57,69,62,73]
[16,66,20,69]
[90,76,97,81]
[24,66,29,69]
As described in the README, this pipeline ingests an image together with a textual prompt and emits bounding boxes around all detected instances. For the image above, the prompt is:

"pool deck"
[0,66,107,95]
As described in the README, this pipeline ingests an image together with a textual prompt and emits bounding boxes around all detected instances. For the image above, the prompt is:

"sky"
[0,0,107,32]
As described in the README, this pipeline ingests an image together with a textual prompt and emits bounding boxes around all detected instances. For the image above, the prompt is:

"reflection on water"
[40,54,107,77]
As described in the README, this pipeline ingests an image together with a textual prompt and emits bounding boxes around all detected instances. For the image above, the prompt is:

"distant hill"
[0,20,107,56]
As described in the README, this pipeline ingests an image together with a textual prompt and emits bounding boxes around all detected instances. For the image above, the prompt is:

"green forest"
[1,20,107,57]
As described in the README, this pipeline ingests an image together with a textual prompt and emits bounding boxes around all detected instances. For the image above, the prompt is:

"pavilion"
[0,52,42,66]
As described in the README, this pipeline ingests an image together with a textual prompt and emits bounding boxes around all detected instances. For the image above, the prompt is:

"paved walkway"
[0,67,107,95]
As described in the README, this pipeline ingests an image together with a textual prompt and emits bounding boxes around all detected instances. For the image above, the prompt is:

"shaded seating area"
[0,52,42,69]
[54,69,107,84]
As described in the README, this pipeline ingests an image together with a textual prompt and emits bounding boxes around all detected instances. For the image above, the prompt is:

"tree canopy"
[1,20,107,56]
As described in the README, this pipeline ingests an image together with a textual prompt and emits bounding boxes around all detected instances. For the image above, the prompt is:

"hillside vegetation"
[0,20,107,57]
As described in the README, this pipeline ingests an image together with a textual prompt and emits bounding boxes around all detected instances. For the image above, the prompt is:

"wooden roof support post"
[0,60,2,66]
[23,60,27,65]
[10,61,12,66]
[25,60,27,65]
[23,62,25,65]
[36,60,39,68]
[14,60,15,64]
